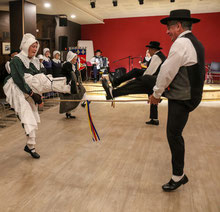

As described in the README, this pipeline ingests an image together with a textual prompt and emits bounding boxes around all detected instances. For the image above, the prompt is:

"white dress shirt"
[143,51,162,76]
[153,30,198,99]
[90,57,101,69]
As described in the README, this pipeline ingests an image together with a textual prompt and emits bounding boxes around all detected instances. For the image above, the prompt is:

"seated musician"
[90,50,109,83]
[140,49,151,69]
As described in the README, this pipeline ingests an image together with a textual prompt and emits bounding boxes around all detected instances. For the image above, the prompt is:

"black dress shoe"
[66,113,76,119]
[101,78,113,100]
[162,175,189,192]
[24,145,40,159]
[145,119,159,126]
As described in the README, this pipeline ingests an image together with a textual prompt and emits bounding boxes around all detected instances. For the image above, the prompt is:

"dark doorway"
[37,38,51,55]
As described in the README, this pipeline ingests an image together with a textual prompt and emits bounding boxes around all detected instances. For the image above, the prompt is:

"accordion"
[100,57,109,73]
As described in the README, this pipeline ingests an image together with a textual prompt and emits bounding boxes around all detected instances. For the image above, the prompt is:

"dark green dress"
[59,62,86,113]
[4,56,40,95]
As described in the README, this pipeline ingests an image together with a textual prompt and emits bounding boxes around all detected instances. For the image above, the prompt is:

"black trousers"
[150,103,158,120]
[113,74,156,97]
[113,74,202,175]
[112,74,158,119]
[93,66,100,80]
[114,68,145,86]
[167,98,201,176]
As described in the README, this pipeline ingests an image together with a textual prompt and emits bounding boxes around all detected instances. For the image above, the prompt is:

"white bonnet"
[66,51,77,62]
[53,50,60,58]
[37,54,44,60]
[43,48,50,56]
[19,33,39,57]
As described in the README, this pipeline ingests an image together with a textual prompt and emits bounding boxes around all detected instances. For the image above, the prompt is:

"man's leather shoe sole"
[145,119,159,126]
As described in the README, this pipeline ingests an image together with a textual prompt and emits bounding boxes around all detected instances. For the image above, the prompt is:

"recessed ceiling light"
[71,14,76,18]
[44,3,51,8]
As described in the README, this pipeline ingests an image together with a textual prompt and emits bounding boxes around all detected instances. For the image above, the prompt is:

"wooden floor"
[0,100,220,212]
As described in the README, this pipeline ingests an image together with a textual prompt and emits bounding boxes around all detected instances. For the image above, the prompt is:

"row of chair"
[0,92,59,128]
[206,62,220,84]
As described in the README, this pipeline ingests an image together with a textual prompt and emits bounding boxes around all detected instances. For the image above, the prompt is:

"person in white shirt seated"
[52,50,63,78]
[37,54,47,74]
[140,49,151,69]
[90,49,109,83]
[42,48,52,75]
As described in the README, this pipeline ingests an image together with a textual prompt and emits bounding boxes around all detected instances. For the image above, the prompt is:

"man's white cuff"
[153,92,161,99]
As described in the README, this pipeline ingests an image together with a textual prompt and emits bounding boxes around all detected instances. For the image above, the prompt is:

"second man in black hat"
[104,41,166,125]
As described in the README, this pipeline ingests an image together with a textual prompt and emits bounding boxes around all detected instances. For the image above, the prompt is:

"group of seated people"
[5,48,63,78]
[36,48,109,83]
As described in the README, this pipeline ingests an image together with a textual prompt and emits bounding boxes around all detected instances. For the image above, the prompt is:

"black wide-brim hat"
[146,41,162,50]
[9,49,20,56]
[95,49,102,53]
[160,9,200,25]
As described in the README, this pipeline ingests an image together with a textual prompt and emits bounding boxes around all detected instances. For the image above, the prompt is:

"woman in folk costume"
[52,50,63,78]
[60,51,86,119]
[42,48,52,75]
[3,33,75,159]
[37,54,47,74]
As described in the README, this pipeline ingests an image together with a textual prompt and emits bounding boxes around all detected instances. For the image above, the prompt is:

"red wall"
[81,12,220,72]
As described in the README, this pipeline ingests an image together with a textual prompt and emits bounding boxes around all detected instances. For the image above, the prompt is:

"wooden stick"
[43,97,220,103]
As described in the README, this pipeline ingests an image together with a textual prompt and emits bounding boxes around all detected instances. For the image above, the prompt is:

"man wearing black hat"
[102,9,205,191]
[90,49,108,83]
[102,45,166,111]
[108,41,166,125]
[149,9,205,191]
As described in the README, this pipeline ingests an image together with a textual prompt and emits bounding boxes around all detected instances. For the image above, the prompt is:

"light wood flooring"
[0,101,220,212]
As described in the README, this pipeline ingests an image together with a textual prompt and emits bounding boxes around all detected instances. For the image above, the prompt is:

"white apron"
[3,73,71,136]
[24,73,71,95]
[3,78,39,136]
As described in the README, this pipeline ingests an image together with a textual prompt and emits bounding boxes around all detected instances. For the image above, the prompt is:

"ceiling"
[0,0,220,24]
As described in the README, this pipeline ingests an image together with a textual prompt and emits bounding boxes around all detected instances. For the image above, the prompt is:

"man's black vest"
[165,33,205,100]
[147,51,166,76]
[154,51,166,76]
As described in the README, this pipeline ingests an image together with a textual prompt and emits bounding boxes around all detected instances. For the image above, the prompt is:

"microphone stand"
[112,55,142,72]
[112,56,132,71]
[130,56,142,71]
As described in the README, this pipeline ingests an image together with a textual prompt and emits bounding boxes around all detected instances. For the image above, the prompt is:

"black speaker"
[59,36,68,51]
[59,17,68,26]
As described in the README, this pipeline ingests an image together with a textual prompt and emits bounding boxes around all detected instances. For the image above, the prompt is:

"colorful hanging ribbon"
[86,100,100,142]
